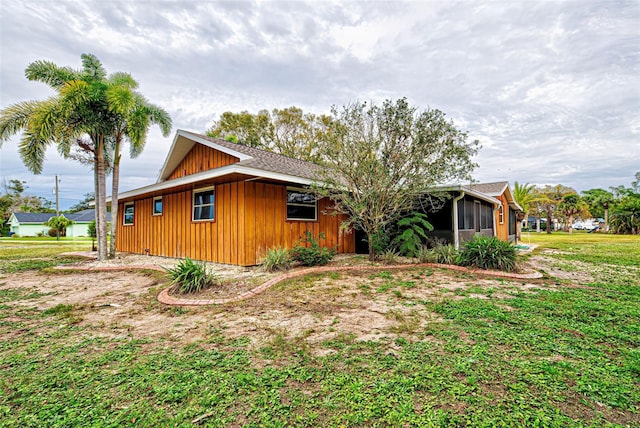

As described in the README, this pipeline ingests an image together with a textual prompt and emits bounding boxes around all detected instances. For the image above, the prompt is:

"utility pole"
[55,175,60,241]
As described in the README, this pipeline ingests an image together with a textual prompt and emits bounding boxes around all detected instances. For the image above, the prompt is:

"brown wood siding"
[166,144,239,180]
[495,193,510,242]
[116,181,355,266]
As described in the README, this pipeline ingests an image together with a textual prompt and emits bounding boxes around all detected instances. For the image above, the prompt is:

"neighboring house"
[7,212,56,236]
[6,209,109,237]
[113,130,355,266]
[66,209,112,237]
[424,181,523,248]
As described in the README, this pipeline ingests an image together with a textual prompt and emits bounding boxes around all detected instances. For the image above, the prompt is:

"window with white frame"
[193,187,214,221]
[499,205,505,224]
[286,187,317,221]
[123,202,135,225]
[153,196,163,216]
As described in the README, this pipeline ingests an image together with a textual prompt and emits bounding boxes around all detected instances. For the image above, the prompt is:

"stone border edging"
[53,260,542,307]
[158,263,542,306]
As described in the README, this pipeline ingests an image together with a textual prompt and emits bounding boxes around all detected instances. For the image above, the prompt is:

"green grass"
[0,234,638,426]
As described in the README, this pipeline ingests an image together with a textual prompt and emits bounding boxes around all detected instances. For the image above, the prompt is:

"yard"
[0,233,638,427]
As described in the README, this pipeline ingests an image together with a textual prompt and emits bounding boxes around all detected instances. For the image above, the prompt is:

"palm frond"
[81,53,107,81]
[25,60,79,89]
[106,85,136,114]
[0,100,41,143]
[109,72,138,89]
[18,131,49,174]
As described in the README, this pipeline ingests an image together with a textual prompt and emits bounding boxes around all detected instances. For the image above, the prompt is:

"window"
[123,202,134,225]
[286,187,317,221]
[499,205,505,224]
[153,197,163,216]
[193,187,214,221]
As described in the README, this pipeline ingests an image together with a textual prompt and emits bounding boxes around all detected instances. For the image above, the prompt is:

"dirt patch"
[0,263,553,351]
[527,256,594,283]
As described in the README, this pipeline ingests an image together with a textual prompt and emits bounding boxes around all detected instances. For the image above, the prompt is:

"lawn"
[0,233,638,427]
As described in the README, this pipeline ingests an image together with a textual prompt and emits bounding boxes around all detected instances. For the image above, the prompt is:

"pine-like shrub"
[261,246,291,271]
[164,258,216,294]
[392,212,433,257]
[457,235,517,272]
[290,231,336,266]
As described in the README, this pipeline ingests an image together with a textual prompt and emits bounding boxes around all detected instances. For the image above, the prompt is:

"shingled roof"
[11,212,56,223]
[466,181,509,197]
[181,131,322,182]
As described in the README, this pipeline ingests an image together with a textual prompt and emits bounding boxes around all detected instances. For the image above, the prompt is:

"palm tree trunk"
[96,134,108,260]
[93,154,100,252]
[546,210,552,234]
[604,207,609,233]
[109,138,121,258]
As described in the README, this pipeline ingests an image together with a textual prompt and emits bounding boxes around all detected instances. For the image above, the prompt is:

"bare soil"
[0,258,553,354]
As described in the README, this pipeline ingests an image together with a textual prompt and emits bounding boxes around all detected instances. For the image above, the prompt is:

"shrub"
[290,231,336,266]
[457,235,517,272]
[392,212,433,257]
[164,258,216,294]
[432,244,458,265]
[87,220,97,238]
[261,246,291,271]
[48,228,58,237]
[416,246,438,263]
[380,249,400,264]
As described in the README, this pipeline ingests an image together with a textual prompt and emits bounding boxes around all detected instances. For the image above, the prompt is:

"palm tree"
[582,188,614,232]
[107,83,171,257]
[0,54,171,260]
[558,193,589,234]
[513,181,540,237]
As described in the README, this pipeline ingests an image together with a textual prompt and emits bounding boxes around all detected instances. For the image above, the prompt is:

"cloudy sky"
[1,0,639,209]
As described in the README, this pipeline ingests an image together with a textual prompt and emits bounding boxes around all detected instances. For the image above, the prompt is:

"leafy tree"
[207,110,271,148]
[68,192,95,212]
[609,172,640,234]
[558,193,589,234]
[207,107,331,162]
[0,179,53,233]
[534,185,575,234]
[582,188,614,232]
[315,98,478,261]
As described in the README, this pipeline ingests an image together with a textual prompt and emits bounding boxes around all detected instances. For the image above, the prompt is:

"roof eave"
[111,164,319,202]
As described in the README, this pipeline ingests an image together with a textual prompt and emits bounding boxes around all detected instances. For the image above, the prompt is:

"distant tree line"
[514,172,640,235]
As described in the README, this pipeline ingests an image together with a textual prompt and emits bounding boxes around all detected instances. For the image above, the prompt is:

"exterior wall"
[11,223,49,237]
[66,223,90,237]
[167,144,239,180]
[116,181,355,266]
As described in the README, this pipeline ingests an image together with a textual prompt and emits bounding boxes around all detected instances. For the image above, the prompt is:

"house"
[65,209,111,237]
[113,130,355,266]
[7,209,109,237]
[423,181,523,248]
[7,212,55,237]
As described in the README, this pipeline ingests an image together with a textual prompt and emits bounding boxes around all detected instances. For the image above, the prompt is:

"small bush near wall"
[432,244,459,265]
[164,258,217,294]
[457,235,517,272]
[261,247,291,272]
[290,231,336,266]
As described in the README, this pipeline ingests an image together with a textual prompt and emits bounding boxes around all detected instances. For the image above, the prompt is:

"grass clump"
[432,243,458,265]
[457,235,517,272]
[261,246,291,271]
[164,258,216,294]
[290,231,336,266]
